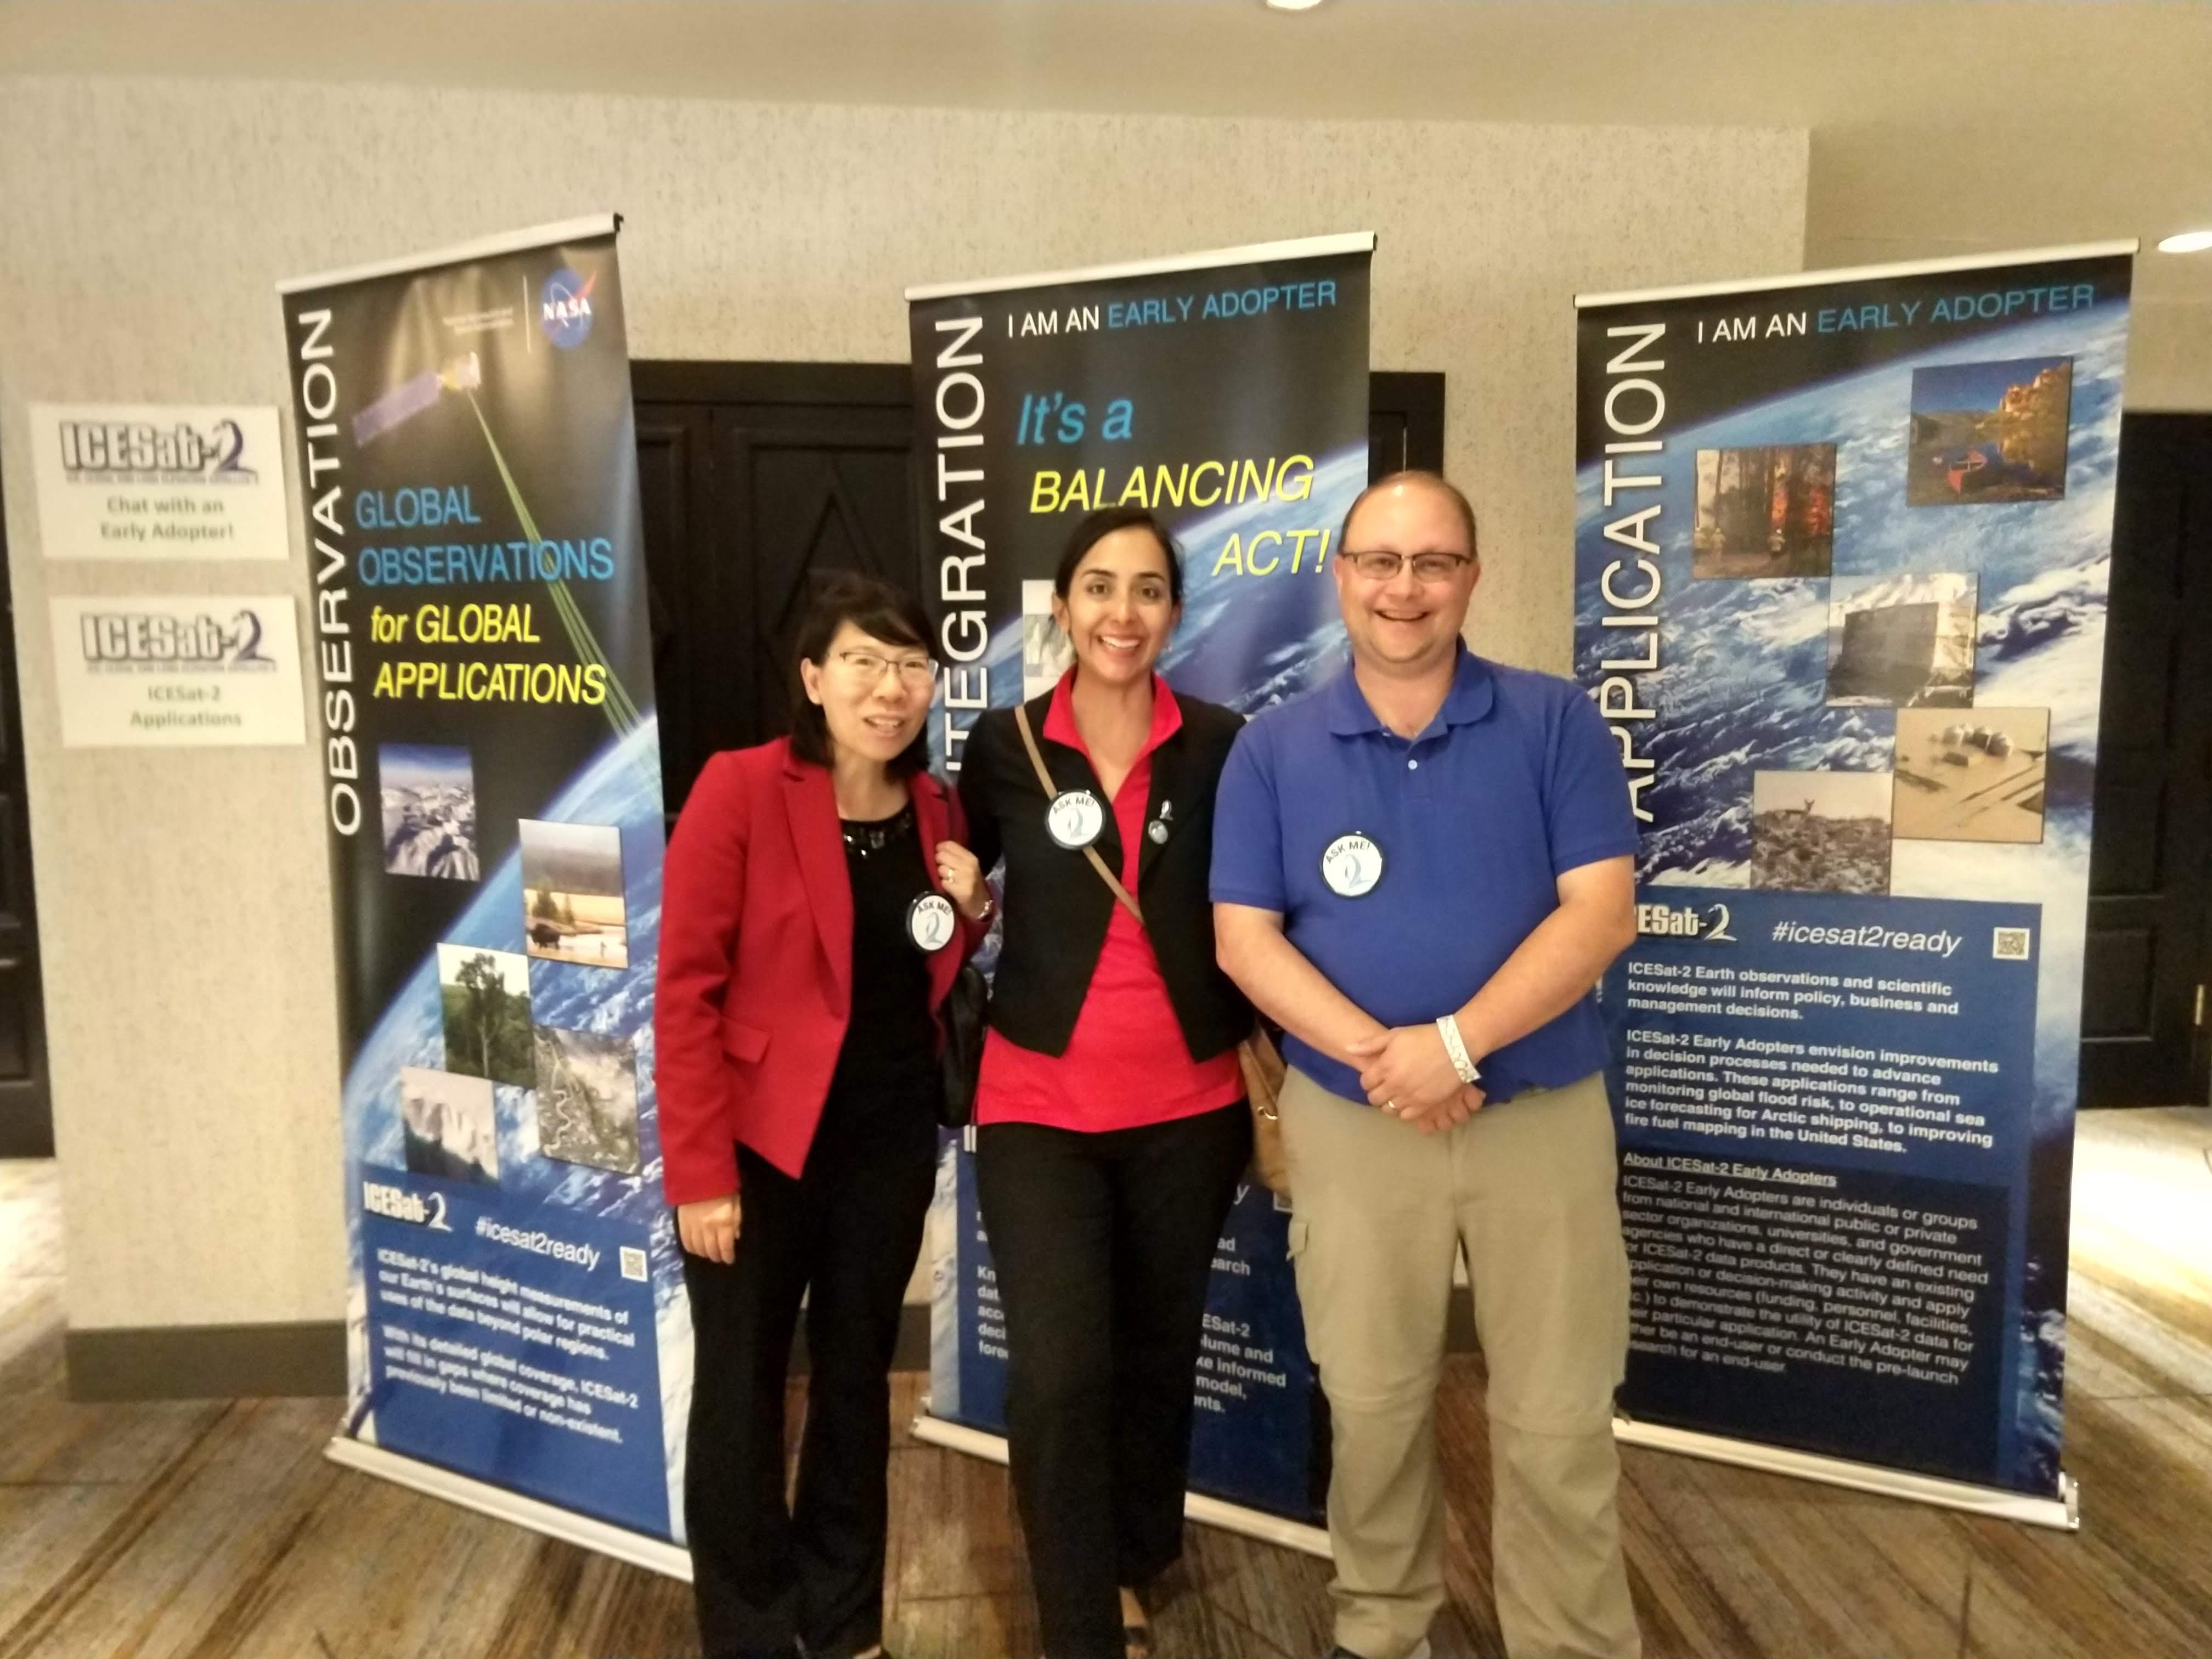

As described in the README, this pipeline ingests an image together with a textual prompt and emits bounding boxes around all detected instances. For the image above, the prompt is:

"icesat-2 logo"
[55,417,257,484]
[78,608,278,672]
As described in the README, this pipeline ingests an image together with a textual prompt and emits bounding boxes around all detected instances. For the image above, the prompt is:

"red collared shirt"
[975,672,1245,1132]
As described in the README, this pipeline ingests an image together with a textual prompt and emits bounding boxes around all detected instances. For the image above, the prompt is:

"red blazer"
[656,737,979,1206]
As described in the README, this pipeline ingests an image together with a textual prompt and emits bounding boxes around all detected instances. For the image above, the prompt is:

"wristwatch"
[1435,1014,1482,1084]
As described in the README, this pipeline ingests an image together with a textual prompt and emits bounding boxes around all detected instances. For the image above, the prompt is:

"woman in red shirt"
[657,573,979,1659]
[940,509,1254,1659]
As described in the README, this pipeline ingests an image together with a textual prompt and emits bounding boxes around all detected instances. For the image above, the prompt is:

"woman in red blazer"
[657,573,985,1659]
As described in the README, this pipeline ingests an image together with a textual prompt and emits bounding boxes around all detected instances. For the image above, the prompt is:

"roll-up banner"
[280,216,690,1573]
[907,234,1373,1547]
[1575,242,2135,1528]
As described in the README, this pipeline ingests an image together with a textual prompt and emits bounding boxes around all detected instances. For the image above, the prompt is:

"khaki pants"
[1280,1067,1639,1659]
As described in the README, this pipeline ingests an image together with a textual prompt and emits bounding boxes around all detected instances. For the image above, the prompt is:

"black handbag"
[938,959,989,1128]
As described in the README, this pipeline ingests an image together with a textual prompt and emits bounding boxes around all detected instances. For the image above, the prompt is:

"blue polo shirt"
[1210,647,1638,1104]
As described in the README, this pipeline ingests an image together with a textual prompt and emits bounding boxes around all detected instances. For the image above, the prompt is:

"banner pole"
[1612,1420,2078,1531]
[325,1439,696,1577]
[909,1412,1334,1559]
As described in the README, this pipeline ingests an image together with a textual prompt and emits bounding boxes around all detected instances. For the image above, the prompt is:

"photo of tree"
[436,944,533,1087]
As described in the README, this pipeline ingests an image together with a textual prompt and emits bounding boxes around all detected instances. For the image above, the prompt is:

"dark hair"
[1053,507,1184,607]
[1339,469,1480,561]
[787,572,937,777]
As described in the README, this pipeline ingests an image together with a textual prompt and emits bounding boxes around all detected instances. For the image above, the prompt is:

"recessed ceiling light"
[1266,0,1328,11]
[2158,230,2212,254]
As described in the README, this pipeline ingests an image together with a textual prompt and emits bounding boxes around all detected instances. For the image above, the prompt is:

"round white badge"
[906,892,957,953]
[1321,832,1385,899]
[1046,789,1107,850]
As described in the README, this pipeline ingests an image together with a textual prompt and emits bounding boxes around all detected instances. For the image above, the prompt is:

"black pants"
[679,1082,938,1659]
[975,1103,1253,1659]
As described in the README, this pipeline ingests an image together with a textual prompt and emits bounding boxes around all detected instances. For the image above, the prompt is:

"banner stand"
[1612,1418,2077,1531]
[325,1439,694,1578]
[910,232,1374,1534]
[910,1409,1334,1559]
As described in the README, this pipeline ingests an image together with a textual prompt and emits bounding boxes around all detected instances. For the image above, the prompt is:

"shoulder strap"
[1013,701,1144,927]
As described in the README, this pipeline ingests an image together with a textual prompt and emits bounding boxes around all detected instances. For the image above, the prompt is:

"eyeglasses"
[833,649,936,687]
[1339,550,1475,584]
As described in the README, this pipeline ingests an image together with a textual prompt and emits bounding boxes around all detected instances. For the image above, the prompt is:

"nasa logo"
[78,607,276,672]
[540,266,597,349]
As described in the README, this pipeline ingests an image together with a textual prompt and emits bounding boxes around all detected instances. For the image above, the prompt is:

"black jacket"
[958,687,1252,1064]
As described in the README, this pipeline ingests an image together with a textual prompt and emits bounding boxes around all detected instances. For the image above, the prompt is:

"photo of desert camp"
[1751,768,1895,895]
[398,1065,499,1186]
[518,819,630,969]
[1906,356,2073,506]
[532,1024,641,1176]
[1893,707,2050,845]
[436,944,533,1087]
[1692,443,1836,578]
[379,744,479,881]
[1825,572,1978,708]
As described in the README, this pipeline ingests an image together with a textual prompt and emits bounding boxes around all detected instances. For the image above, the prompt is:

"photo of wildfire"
[1692,444,1837,578]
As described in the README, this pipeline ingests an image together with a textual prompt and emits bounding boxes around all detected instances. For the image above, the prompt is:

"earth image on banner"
[340,718,692,1542]
[1573,296,2129,1494]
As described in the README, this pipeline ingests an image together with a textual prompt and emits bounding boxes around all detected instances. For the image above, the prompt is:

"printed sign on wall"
[48,594,306,747]
[30,404,292,561]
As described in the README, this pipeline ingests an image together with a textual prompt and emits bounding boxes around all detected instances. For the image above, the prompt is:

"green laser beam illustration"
[466,392,643,738]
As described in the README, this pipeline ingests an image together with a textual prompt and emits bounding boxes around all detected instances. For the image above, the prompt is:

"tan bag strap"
[1013,702,1144,926]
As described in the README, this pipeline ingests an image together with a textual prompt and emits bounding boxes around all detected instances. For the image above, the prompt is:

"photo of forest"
[436,944,533,1088]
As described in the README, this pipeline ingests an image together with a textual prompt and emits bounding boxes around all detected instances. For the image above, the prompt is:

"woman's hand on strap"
[677,1194,741,1263]
[935,840,989,920]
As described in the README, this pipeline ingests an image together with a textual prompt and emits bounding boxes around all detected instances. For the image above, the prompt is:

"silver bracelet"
[1436,1014,1481,1084]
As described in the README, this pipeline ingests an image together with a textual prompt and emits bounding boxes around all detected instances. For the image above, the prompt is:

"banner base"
[911,1408,1333,1559]
[1613,1418,2079,1531]
[325,1437,693,1579]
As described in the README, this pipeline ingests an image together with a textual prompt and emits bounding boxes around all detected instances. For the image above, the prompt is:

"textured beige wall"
[0,75,1806,1330]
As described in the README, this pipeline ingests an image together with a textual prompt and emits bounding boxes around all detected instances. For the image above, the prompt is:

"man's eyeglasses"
[1338,549,1475,584]
[834,650,935,687]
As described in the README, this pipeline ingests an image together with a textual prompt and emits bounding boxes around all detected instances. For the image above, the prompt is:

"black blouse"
[825,801,939,1100]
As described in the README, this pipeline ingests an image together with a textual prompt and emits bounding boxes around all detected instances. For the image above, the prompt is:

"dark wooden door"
[0,473,52,1156]
[634,363,1446,818]
[2082,413,2212,1107]
[634,363,916,816]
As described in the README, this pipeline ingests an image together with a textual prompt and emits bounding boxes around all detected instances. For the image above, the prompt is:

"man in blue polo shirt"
[1214,470,1641,1659]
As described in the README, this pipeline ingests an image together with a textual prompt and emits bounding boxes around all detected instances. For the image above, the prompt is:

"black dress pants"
[679,1082,938,1659]
[975,1103,1253,1659]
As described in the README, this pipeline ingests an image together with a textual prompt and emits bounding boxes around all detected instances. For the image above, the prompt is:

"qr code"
[1993,927,2032,961]
[620,1246,648,1282]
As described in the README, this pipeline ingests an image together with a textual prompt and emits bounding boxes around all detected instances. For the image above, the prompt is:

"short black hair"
[1339,469,1480,560]
[1053,507,1184,607]
[786,571,936,777]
